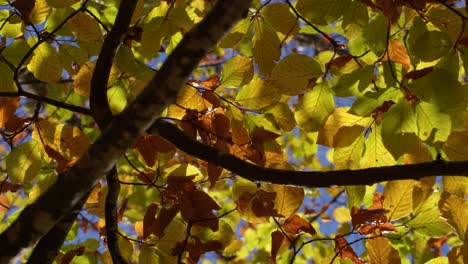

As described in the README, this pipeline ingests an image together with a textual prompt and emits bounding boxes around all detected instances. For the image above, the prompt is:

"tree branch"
[0,0,252,262]
[151,120,468,187]
[25,192,90,264]
[90,0,137,128]
[89,0,137,262]
[0,90,91,116]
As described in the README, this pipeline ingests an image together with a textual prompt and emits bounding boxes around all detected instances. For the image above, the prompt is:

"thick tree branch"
[25,192,90,264]
[152,120,468,187]
[0,1,252,262]
[89,0,137,262]
[90,0,137,127]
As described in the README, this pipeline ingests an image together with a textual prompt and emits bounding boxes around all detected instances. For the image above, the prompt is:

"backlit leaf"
[268,53,322,96]
[252,19,281,75]
[439,192,467,241]
[297,0,350,25]
[5,140,42,183]
[412,31,452,62]
[139,245,159,264]
[266,184,304,217]
[236,77,280,110]
[384,180,416,220]
[67,12,103,43]
[295,82,335,132]
[27,42,62,84]
[220,55,253,88]
[408,192,452,237]
[0,62,17,92]
[366,237,401,264]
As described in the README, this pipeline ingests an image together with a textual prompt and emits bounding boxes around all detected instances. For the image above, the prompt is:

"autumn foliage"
[0,0,467,263]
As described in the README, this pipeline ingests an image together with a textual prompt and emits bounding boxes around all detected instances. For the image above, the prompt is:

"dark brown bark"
[0,1,253,262]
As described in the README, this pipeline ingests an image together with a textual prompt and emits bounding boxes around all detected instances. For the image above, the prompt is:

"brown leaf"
[0,181,22,193]
[202,90,222,108]
[376,0,402,25]
[326,55,353,69]
[142,203,158,239]
[134,133,175,167]
[132,171,155,185]
[282,214,316,236]
[150,206,179,238]
[4,116,32,132]
[237,191,254,213]
[0,97,19,129]
[251,128,280,142]
[403,66,434,80]
[11,0,35,24]
[270,230,284,263]
[335,235,364,264]
[181,237,223,264]
[251,189,281,217]
[44,145,72,174]
[61,246,85,264]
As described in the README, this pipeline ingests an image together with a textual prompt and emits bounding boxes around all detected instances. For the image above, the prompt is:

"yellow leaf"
[235,77,281,110]
[67,12,103,43]
[442,176,468,198]
[366,237,401,264]
[0,98,19,128]
[73,61,120,98]
[384,180,416,220]
[0,61,17,92]
[27,42,63,83]
[268,53,322,96]
[333,206,352,223]
[266,184,304,216]
[252,19,281,75]
[317,107,371,147]
[29,0,51,24]
[139,245,159,264]
[439,192,467,241]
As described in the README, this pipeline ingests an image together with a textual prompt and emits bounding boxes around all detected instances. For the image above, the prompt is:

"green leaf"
[360,125,395,168]
[252,19,281,75]
[139,245,159,264]
[265,102,296,132]
[415,101,451,143]
[235,77,280,110]
[364,14,388,56]
[268,53,322,96]
[295,82,335,132]
[139,17,166,57]
[296,0,351,25]
[333,65,374,97]
[381,99,420,159]
[220,55,254,88]
[219,18,251,48]
[107,80,128,115]
[263,3,299,36]
[408,192,452,237]
[0,61,17,92]
[6,140,42,184]
[345,185,365,208]
[333,132,365,169]
[2,40,31,67]
[412,31,452,62]
[384,180,416,220]
[117,236,134,261]
[442,131,468,161]
[27,42,63,84]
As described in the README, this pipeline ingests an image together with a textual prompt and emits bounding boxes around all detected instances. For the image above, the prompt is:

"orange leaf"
[0,97,19,129]
[134,133,175,167]
[150,206,179,238]
[132,171,155,185]
[385,40,410,69]
[196,75,219,90]
[334,235,364,264]
[44,145,72,174]
[282,214,316,236]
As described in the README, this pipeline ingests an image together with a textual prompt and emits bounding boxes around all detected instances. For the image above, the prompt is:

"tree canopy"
[0,0,467,263]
